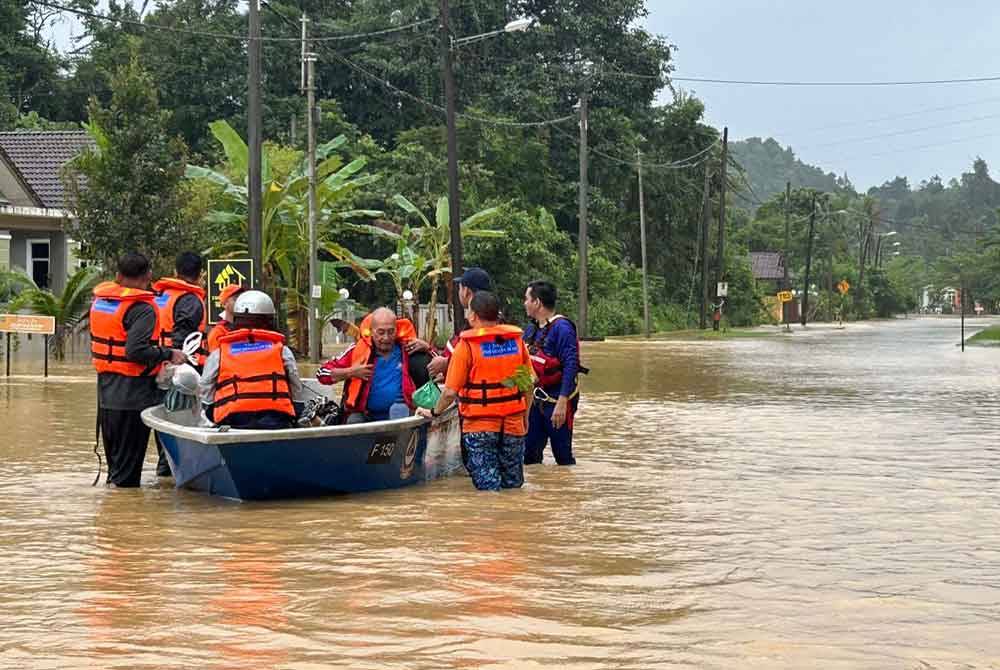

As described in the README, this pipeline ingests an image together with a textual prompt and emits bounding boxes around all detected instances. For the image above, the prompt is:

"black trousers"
[99,408,152,487]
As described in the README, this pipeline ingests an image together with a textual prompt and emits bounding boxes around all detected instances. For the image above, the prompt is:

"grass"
[966,325,1000,345]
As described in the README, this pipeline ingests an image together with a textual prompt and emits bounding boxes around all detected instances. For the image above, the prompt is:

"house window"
[28,238,50,289]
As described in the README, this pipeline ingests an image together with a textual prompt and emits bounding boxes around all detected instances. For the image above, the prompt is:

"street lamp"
[451,18,533,47]
[875,231,897,269]
[439,4,535,331]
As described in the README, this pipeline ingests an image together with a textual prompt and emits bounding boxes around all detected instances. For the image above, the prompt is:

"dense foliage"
[4,0,994,336]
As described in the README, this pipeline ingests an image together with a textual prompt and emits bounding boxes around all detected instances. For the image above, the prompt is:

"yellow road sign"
[777,291,793,303]
[206,259,255,324]
[837,280,850,295]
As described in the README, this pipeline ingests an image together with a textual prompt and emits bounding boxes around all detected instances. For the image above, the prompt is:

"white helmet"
[233,290,276,316]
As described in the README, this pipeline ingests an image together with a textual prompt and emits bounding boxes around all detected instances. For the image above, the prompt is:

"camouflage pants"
[462,432,525,491]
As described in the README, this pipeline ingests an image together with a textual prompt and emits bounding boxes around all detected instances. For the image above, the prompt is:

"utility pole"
[577,88,589,337]
[439,0,463,333]
[302,15,320,362]
[783,181,791,330]
[961,281,966,352]
[637,149,650,338]
[699,165,711,330]
[713,126,728,331]
[801,194,817,326]
[247,0,263,286]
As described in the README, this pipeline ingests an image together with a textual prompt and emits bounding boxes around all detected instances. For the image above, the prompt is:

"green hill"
[731,137,853,208]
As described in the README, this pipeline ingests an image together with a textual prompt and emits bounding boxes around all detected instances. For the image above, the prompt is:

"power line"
[803,95,1000,133]
[799,111,1000,150]
[672,74,1000,87]
[323,47,579,128]
[546,120,720,171]
[30,0,435,43]
[827,131,1000,163]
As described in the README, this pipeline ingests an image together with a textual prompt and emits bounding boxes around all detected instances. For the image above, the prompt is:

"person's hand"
[405,338,431,354]
[426,355,448,377]
[169,349,187,365]
[415,407,434,419]
[350,363,375,380]
[551,397,568,430]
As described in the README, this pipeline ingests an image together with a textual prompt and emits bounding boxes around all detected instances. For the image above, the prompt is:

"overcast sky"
[46,1,1000,190]
[645,0,1000,190]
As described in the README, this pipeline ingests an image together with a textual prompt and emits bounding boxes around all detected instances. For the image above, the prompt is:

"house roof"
[0,130,93,209]
[750,251,786,280]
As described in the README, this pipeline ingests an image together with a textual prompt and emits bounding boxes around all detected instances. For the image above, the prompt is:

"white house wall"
[8,230,68,293]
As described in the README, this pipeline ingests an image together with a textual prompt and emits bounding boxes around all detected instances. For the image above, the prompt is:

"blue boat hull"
[144,406,463,501]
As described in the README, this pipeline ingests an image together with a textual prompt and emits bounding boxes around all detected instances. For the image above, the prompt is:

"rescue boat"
[141,381,462,501]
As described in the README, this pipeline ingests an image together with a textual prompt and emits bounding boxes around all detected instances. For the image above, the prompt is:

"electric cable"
[29,0,435,43]
[323,47,578,128]
[672,74,1000,87]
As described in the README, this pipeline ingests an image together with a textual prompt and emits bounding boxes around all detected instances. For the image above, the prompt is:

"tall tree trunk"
[426,274,440,344]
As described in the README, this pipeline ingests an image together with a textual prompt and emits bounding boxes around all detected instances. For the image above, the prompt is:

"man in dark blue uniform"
[522,280,582,466]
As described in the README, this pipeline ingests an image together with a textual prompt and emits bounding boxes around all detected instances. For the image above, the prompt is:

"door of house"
[28,238,50,289]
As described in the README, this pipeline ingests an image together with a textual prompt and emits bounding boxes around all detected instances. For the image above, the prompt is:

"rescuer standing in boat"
[90,252,186,488]
[522,280,584,466]
[152,251,207,475]
[416,291,532,491]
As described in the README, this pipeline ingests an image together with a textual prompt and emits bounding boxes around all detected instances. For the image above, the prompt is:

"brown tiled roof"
[750,251,786,280]
[0,130,94,209]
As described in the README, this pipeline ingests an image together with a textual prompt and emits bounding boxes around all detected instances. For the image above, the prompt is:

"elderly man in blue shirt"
[522,280,585,465]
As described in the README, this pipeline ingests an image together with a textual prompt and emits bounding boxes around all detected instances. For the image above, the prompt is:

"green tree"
[357,195,503,341]
[0,0,62,126]
[186,120,379,354]
[63,54,190,271]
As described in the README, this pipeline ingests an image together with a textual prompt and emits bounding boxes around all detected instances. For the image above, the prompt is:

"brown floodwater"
[2,317,1000,669]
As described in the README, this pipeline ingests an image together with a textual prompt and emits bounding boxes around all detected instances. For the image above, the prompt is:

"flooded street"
[2,317,1000,669]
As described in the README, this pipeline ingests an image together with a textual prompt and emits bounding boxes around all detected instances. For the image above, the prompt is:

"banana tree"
[186,120,380,354]
[352,195,503,341]
[9,266,103,359]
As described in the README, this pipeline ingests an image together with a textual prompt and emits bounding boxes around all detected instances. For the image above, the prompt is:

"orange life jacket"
[89,281,163,377]
[206,320,233,354]
[153,277,208,364]
[457,324,528,419]
[213,329,295,423]
[343,316,417,413]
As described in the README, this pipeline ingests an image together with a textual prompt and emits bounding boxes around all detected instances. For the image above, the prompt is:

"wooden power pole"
[247,0,263,285]
[302,15,320,362]
[637,149,650,338]
[713,126,728,331]
[783,181,791,330]
[801,194,817,326]
[577,89,589,337]
[699,165,711,330]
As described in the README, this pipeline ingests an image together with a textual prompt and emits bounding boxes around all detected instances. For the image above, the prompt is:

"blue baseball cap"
[454,267,492,292]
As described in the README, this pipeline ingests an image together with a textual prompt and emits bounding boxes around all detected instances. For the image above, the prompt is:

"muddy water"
[1,318,999,669]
